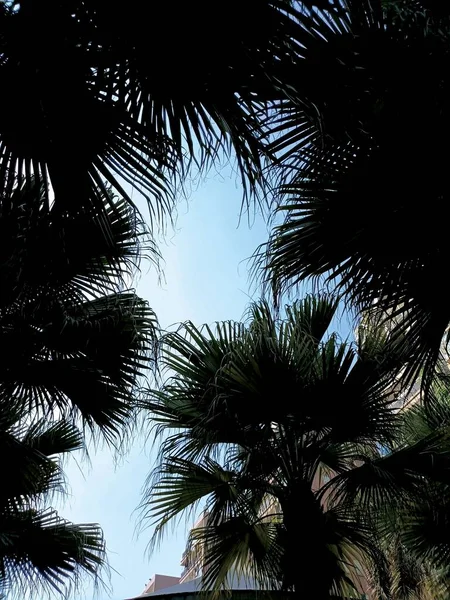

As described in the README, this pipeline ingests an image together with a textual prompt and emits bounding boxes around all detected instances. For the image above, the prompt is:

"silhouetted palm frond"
[142,296,429,597]
[0,409,105,598]
[259,0,450,388]
[0,0,308,217]
[0,180,159,442]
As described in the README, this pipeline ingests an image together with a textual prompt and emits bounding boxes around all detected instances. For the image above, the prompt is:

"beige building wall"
[179,511,209,583]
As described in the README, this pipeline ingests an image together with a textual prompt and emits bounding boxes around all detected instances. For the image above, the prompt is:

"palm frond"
[326,427,450,514]
[199,518,283,593]
[0,414,82,510]
[143,457,245,552]
[0,180,156,307]
[0,179,159,442]
[0,508,105,599]
[259,1,450,386]
[1,292,158,442]
[142,294,412,594]
[398,496,450,585]
[0,402,106,597]
[0,0,313,215]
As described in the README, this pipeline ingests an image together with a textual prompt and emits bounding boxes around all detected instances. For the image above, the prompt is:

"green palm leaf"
[0,408,105,597]
[0,179,159,441]
[0,0,309,214]
[142,295,414,596]
[259,0,450,387]
[0,508,105,598]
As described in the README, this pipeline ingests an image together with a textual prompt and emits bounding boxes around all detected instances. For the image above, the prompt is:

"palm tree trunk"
[280,483,332,600]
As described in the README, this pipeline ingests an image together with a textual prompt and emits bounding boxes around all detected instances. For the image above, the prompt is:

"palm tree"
[258,0,450,388]
[365,392,450,600]
[0,405,105,597]
[0,0,306,216]
[0,178,156,594]
[0,178,158,441]
[141,296,450,599]
[370,537,445,600]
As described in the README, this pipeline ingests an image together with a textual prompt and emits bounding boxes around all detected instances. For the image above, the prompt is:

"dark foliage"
[0,179,158,442]
[0,0,308,217]
[0,408,105,597]
[140,296,450,598]
[259,0,450,388]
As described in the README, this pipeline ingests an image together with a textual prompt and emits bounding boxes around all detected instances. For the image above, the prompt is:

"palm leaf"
[0,179,159,441]
[0,412,82,509]
[0,180,156,307]
[0,0,311,214]
[0,508,105,599]
[144,456,247,552]
[143,294,412,595]
[0,404,106,597]
[1,291,158,441]
[326,427,450,514]
[198,517,283,593]
[260,1,450,386]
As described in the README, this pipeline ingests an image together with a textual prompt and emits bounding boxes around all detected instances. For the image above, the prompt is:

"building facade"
[179,511,209,583]
[141,575,180,596]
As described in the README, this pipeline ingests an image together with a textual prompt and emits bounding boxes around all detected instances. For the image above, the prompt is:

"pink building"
[140,574,180,596]
[135,511,209,598]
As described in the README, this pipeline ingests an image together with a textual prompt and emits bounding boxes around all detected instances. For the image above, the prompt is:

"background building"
[140,575,180,596]
[137,512,209,598]
[179,511,209,583]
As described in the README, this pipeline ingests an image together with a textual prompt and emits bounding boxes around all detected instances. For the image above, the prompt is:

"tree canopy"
[142,296,450,598]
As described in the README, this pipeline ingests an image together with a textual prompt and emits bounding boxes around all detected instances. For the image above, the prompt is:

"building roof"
[125,574,271,600]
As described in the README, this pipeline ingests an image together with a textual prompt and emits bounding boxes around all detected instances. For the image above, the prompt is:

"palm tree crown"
[142,296,450,599]
[0,0,305,215]
[260,0,450,387]
[0,179,158,442]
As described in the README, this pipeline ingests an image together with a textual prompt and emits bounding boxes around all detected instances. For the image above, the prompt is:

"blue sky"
[57,164,352,600]
[59,167,273,600]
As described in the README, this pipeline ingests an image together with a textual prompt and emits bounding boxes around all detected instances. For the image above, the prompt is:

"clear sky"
[59,167,273,600]
[57,163,352,600]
